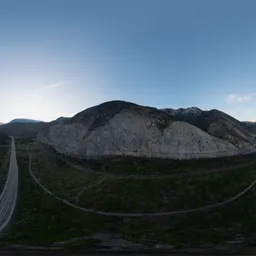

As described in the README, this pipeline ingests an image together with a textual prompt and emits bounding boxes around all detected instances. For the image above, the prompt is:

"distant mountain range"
[0,121,47,139]
[9,118,42,124]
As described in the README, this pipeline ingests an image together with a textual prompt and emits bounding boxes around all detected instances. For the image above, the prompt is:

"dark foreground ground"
[0,247,256,256]
[6,139,256,253]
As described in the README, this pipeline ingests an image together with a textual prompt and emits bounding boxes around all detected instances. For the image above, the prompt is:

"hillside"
[52,116,71,125]
[243,122,256,135]
[161,107,255,149]
[0,122,47,139]
[37,100,250,160]
[0,132,10,144]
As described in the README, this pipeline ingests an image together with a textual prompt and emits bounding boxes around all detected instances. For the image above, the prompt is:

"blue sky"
[0,0,256,122]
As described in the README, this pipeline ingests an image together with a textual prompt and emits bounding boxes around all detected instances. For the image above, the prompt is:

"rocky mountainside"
[161,107,255,149]
[52,116,71,125]
[37,100,254,160]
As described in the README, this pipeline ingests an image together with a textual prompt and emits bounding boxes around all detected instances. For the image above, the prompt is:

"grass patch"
[0,150,10,192]
[127,187,256,246]
[6,152,119,245]
[75,164,256,213]
[31,150,100,200]
[0,140,10,191]
[8,141,256,248]
[32,144,256,213]
[0,132,10,145]
[61,238,102,249]
[0,134,10,167]
[57,148,256,175]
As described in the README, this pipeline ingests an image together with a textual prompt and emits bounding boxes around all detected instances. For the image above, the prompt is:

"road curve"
[29,153,256,217]
[0,137,19,233]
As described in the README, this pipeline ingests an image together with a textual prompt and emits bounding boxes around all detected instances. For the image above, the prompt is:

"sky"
[0,0,256,122]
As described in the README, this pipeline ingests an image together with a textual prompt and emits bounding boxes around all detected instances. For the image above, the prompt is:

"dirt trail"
[29,153,256,217]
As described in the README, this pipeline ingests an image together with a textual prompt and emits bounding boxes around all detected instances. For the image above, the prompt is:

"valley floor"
[30,148,256,215]
[5,139,256,249]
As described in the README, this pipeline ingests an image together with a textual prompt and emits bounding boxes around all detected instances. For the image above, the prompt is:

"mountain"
[37,100,251,160]
[52,116,71,125]
[9,118,42,124]
[161,107,255,148]
[162,107,203,117]
[0,122,48,139]
[243,121,256,135]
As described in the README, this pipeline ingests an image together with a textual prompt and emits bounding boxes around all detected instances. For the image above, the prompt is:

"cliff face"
[37,101,250,159]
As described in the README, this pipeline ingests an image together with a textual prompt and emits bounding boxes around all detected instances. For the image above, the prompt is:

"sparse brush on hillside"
[0,132,10,168]
[0,132,10,145]
[6,153,115,245]
[7,140,256,248]
[31,146,256,214]
[0,145,10,191]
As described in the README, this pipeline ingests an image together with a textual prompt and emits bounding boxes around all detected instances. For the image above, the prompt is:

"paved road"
[0,137,18,233]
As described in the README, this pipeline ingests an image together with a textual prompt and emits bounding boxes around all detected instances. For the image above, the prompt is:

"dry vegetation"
[7,140,256,248]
